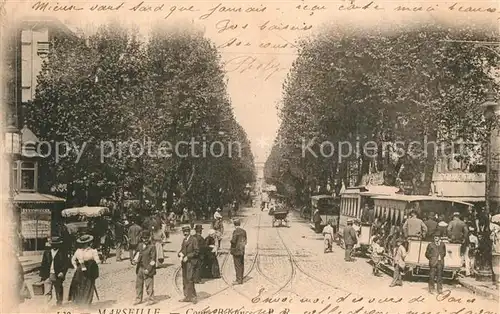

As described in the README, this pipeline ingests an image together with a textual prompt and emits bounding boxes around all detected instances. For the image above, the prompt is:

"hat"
[141,231,151,239]
[468,226,475,231]
[216,207,221,211]
[410,209,418,215]
[433,232,441,238]
[76,234,94,244]
[195,224,203,231]
[233,218,241,226]
[208,229,216,235]
[453,212,460,217]
[50,236,63,245]
[181,225,191,231]
[396,238,404,243]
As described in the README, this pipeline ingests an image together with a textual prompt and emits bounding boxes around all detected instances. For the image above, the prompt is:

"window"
[20,162,36,191]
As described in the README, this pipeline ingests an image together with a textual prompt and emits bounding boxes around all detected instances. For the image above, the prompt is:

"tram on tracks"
[309,195,340,233]
[371,195,472,279]
[338,185,400,253]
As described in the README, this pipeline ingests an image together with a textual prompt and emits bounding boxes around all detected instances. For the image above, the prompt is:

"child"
[322,220,335,253]
[134,231,157,306]
[371,237,384,276]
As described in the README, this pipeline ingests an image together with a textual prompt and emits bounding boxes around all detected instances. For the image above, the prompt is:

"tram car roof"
[371,195,473,207]
[340,185,401,196]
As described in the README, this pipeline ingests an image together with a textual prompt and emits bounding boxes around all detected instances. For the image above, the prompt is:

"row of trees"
[265,22,500,206]
[24,22,255,215]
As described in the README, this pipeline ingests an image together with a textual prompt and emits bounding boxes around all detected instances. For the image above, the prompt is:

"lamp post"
[477,90,500,283]
[5,113,21,254]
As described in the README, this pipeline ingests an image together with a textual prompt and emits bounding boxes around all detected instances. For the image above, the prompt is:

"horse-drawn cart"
[272,210,289,227]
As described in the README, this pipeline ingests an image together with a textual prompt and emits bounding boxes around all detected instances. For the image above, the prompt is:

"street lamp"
[4,113,21,254]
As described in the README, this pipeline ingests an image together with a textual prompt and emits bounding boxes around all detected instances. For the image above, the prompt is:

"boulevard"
[20,206,499,314]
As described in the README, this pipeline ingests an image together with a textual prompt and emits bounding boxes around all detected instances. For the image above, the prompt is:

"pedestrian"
[213,210,224,248]
[202,229,221,279]
[189,209,196,228]
[371,237,384,276]
[68,234,100,306]
[128,219,142,265]
[343,219,357,262]
[134,231,157,306]
[151,226,165,265]
[390,238,406,287]
[466,227,478,277]
[115,219,125,262]
[425,233,446,294]
[193,224,206,283]
[230,218,247,285]
[178,225,199,303]
[39,236,69,306]
[322,220,335,253]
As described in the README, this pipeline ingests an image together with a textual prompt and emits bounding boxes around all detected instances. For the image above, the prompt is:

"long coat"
[425,241,447,267]
[128,224,143,246]
[179,235,199,280]
[343,226,358,246]
[230,227,247,256]
[40,249,69,280]
[135,243,157,277]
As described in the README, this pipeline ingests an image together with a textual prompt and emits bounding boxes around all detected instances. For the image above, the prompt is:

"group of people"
[39,234,101,308]
[36,206,247,308]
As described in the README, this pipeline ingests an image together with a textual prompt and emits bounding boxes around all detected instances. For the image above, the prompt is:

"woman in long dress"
[202,229,221,279]
[151,226,165,265]
[69,234,100,306]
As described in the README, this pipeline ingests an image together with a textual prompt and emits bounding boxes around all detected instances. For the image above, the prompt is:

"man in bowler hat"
[134,231,157,305]
[230,219,247,285]
[343,219,357,262]
[40,236,69,305]
[178,225,199,303]
[425,232,447,294]
[193,224,206,284]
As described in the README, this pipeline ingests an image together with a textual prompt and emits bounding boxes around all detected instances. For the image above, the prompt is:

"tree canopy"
[24,22,255,214]
[266,22,499,204]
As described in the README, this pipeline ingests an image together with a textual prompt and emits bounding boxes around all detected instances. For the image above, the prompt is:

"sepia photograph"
[0,0,499,313]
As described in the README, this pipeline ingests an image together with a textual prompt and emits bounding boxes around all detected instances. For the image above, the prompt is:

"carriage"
[310,195,340,233]
[272,209,289,227]
[371,195,472,279]
[62,206,115,262]
[338,185,400,254]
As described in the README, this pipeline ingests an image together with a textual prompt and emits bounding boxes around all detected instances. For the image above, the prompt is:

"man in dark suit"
[134,231,157,306]
[178,225,199,303]
[40,236,69,305]
[128,219,143,264]
[423,212,438,241]
[230,218,247,285]
[343,219,357,262]
[425,233,447,294]
[193,224,206,284]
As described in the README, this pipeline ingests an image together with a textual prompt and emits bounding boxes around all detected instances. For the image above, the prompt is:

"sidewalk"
[457,275,499,301]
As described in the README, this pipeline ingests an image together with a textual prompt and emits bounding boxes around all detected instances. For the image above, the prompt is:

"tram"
[371,194,472,279]
[309,195,340,233]
[338,185,400,252]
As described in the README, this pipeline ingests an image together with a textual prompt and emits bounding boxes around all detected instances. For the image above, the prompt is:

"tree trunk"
[418,132,437,195]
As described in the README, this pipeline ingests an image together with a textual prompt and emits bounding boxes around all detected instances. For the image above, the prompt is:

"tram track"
[275,219,353,296]
[171,211,260,311]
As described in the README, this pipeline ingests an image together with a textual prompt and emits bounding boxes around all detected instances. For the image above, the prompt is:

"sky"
[7,0,500,163]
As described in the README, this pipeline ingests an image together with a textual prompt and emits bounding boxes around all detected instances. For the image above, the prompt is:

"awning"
[14,192,65,204]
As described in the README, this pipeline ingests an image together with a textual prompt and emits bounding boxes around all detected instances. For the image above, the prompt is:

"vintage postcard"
[0,0,499,313]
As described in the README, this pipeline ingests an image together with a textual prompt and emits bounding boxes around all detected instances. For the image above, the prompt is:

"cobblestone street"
[20,206,499,314]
